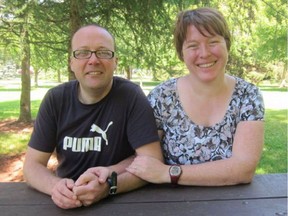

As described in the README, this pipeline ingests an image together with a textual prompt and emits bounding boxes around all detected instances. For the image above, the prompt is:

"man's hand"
[73,168,110,206]
[51,178,82,209]
[85,166,111,184]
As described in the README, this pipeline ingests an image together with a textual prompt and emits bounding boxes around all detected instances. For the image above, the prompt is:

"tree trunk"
[57,70,61,83]
[34,67,39,88]
[18,28,32,122]
[67,0,83,81]
[125,66,132,80]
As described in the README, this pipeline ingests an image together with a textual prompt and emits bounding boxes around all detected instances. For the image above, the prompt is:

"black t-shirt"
[28,77,159,180]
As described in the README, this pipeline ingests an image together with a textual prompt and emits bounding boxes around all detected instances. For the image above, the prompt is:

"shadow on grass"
[0,88,21,92]
[260,86,288,92]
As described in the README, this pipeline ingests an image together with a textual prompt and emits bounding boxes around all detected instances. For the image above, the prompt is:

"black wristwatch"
[107,171,117,195]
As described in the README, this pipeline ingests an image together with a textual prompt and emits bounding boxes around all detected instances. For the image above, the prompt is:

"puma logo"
[90,121,113,145]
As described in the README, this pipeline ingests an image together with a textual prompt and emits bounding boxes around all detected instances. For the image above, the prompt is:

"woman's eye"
[210,40,219,45]
[188,44,198,49]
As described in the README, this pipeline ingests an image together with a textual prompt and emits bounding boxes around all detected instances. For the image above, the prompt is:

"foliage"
[0,0,284,80]
[0,0,287,120]
[245,71,265,86]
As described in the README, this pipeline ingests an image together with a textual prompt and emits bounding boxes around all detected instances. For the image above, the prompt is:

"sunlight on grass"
[0,100,41,120]
[256,109,287,174]
[0,133,30,155]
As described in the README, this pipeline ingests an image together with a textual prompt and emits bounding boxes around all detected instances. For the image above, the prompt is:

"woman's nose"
[199,44,211,58]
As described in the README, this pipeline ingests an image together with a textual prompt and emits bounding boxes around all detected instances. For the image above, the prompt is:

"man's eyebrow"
[75,46,112,50]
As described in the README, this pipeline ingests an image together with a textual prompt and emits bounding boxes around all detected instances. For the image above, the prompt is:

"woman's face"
[182,25,228,82]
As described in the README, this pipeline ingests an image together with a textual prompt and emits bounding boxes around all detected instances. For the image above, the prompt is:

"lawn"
[257,108,287,173]
[0,79,287,174]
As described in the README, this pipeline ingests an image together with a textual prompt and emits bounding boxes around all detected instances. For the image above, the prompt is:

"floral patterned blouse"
[147,77,265,165]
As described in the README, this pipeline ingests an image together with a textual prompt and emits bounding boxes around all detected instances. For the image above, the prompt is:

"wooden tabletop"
[0,173,287,216]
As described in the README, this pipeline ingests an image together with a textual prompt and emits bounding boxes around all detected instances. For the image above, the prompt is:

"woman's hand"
[126,155,169,184]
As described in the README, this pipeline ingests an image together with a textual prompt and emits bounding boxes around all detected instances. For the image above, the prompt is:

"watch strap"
[169,165,182,184]
[107,171,117,195]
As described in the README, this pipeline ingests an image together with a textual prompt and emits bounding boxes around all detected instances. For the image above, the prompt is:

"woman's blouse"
[147,77,265,165]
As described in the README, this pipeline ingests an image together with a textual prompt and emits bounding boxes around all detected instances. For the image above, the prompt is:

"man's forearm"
[106,156,147,194]
[108,155,135,175]
[24,163,61,195]
[116,171,147,194]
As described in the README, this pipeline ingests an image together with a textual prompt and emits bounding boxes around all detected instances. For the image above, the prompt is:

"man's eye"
[98,51,112,58]
[78,51,90,55]
[98,51,109,55]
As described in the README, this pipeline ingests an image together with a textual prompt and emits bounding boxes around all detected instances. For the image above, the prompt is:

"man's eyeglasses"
[73,50,114,59]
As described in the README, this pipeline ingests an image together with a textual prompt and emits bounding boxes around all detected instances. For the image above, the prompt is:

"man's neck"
[78,80,113,104]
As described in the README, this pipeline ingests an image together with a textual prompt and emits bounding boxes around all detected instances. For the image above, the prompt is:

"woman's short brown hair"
[173,7,231,61]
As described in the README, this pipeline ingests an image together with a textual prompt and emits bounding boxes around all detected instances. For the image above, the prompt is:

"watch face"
[170,166,181,176]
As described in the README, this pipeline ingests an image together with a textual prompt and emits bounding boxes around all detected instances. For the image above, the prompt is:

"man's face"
[70,26,117,93]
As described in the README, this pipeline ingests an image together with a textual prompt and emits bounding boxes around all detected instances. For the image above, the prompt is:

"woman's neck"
[184,74,233,98]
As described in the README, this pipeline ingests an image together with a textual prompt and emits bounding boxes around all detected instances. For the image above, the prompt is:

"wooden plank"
[110,173,287,203]
[0,198,286,216]
[0,174,287,205]
[0,183,53,205]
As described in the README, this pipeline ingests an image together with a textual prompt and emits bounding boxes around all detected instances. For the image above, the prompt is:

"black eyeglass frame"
[73,50,115,59]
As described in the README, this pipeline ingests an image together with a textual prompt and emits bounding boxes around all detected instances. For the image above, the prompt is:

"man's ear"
[69,56,75,73]
[114,57,118,70]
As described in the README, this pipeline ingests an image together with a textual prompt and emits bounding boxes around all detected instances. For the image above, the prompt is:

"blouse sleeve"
[147,86,164,130]
[240,84,265,121]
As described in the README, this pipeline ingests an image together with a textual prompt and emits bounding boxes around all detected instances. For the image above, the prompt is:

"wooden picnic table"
[0,173,287,216]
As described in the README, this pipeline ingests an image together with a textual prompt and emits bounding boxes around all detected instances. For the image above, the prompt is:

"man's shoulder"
[49,80,77,93]
[44,80,77,102]
[113,76,141,91]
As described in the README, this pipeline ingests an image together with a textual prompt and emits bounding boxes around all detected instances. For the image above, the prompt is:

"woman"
[127,7,265,186]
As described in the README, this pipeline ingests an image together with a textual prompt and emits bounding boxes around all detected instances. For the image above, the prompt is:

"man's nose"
[88,52,100,64]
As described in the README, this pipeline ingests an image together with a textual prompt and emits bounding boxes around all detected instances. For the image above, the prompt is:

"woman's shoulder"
[150,78,178,95]
[234,76,261,95]
[234,77,259,90]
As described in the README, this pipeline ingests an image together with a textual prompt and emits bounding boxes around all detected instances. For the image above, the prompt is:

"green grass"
[0,133,30,155]
[256,109,287,174]
[259,85,287,92]
[0,99,42,155]
[0,100,41,120]
[0,80,287,174]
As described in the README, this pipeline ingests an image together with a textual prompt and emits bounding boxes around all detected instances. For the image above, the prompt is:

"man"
[23,24,163,209]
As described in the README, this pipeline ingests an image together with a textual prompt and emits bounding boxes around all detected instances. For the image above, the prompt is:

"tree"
[0,0,287,122]
[0,0,35,122]
[18,2,31,122]
[254,0,287,82]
